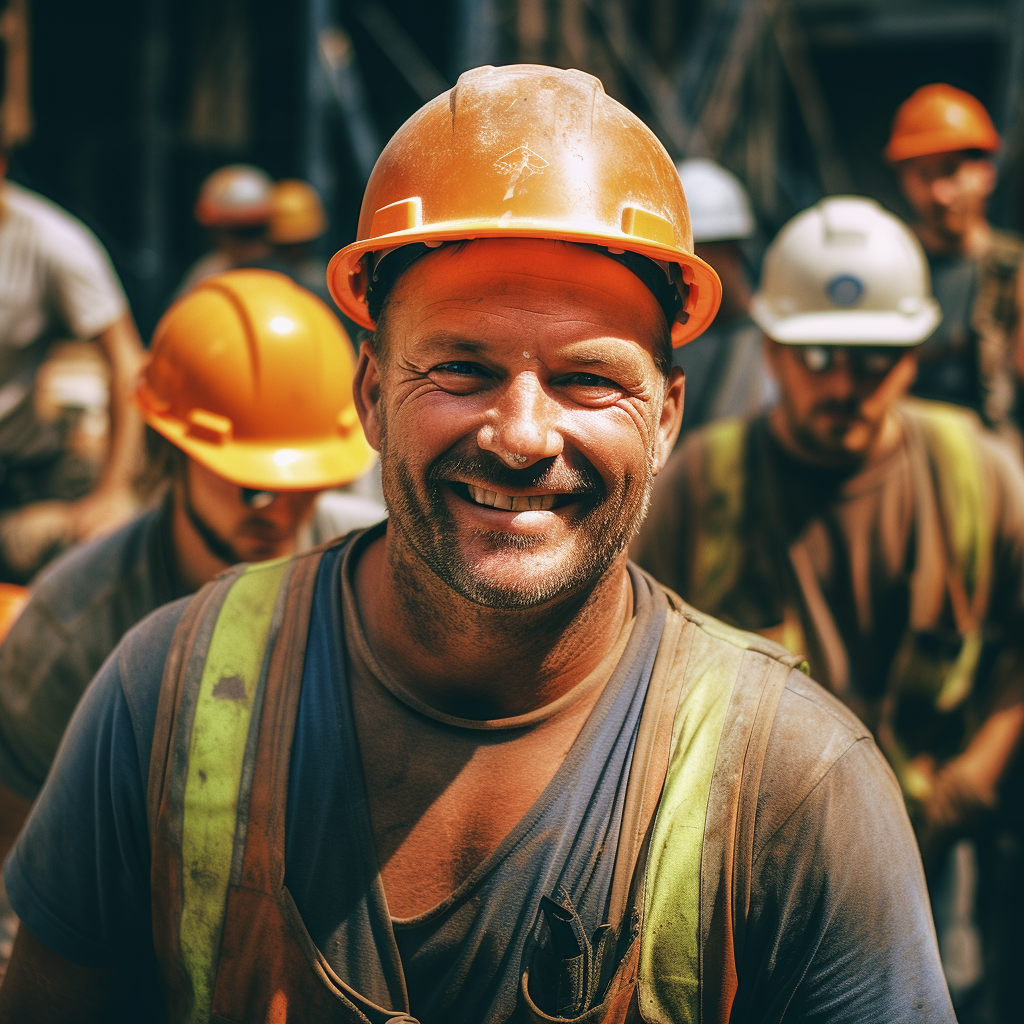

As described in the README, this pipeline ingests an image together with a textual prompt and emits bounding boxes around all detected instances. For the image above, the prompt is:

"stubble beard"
[377,419,655,610]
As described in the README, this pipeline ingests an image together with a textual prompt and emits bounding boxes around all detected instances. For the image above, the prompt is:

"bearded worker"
[0,67,952,1024]
[634,196,1024,1019]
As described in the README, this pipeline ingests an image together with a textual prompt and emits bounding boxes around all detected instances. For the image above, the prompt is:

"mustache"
[426,450,602,498]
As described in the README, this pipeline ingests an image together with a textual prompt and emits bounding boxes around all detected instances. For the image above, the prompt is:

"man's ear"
[652,365,685,474]
[977,158,998,198]
[353,338,383,452]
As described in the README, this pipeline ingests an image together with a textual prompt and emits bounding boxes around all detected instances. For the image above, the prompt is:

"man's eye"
[435,361,484,376]
[565,373,616,388]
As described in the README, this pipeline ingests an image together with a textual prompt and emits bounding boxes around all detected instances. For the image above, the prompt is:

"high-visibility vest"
[686,400,993,813]
[147,541,810,1024]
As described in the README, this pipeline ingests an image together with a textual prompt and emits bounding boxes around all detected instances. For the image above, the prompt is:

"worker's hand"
[71,484,139,543]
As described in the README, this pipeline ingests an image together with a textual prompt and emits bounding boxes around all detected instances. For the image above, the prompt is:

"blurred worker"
[674,159,776,432]
[634,196,1024,1020]
[176,164,274,295]
[0,154,146,582]
[888,84,1024,445]
[0,269,379,869]
[0,68,951,1023]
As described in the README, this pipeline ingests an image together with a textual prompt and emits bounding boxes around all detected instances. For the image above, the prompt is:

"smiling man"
[0,68,953,1023]
[635,196,1024,1019]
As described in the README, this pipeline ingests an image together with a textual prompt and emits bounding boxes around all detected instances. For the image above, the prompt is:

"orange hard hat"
[136,270,374,490]
[0,583,27,642]
[328,64,721,347]
[194,165,274,228]
[885,84,1000,163]
[270,180,328,244]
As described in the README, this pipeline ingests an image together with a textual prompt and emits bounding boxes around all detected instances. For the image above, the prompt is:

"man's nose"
[477,373,563,468]
[931,177,956,206]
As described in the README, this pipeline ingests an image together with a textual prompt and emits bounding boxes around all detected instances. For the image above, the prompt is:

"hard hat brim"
[144,411,377,491]
[750,296,942,346]
[327,223,723,348]
[884,131,999,163]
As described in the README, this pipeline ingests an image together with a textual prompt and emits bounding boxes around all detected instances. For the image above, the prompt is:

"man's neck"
[169,484,229,592]
[353,527,634,720]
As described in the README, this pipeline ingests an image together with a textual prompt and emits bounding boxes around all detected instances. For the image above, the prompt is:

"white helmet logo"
[827,274,864,307]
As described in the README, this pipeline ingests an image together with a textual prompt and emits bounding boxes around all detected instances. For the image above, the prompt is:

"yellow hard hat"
[328,64,721,347]
[0,584,27,642]
[194,165,274,228]
[136,270,374,490]
[270,180,328,244]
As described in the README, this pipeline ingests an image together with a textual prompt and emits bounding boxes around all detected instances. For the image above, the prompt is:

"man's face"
[356,239,683,609]
[766,341,918,466]
[183,458,319,563]
[896,151,996,241]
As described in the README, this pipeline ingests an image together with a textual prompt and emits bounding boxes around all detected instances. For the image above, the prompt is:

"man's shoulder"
[665,589,877,818]
[29,508,161,628]
[2,181,103,255]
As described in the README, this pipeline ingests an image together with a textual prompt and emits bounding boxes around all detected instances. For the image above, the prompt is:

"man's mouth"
[449,481,580,512]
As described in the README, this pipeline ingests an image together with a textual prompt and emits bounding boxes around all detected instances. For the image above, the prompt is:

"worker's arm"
[71,312,146,541]
[0,925,119,1024]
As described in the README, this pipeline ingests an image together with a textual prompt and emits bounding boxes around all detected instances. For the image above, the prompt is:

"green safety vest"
[687,400,993,810]
[147,540,808,1024]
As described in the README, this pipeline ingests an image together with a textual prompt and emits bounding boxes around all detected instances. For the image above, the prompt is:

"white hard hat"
[750,196,942,346]
[676,159,756,242]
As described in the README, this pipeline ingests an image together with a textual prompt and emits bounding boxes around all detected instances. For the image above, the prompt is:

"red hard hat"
[885,84,999,163]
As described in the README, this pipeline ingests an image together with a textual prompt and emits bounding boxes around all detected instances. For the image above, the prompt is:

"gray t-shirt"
[0,499,185,799]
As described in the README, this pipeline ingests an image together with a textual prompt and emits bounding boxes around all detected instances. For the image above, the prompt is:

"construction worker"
[0,152,146,581]
[0,67,952,1023]
[176,164,275,295]
[887,83,1024,445]
[0,269,379,870]
[634,196,1024,1020]
[674,159,776,432]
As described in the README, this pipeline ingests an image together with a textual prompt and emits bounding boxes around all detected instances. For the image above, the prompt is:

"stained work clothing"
[633,400,1024,817]
[0,496,383,801]
[6,527,952,1022]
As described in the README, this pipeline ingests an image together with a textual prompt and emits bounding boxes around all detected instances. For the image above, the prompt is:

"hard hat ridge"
[328,63,722,347]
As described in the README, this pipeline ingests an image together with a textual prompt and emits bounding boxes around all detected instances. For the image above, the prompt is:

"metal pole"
[136,0,170,333]
[302,0,335,256]
[453,0,499,77]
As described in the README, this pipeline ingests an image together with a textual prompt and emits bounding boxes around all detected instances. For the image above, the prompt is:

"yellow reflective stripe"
[639,628,741,1024]
[693,419,747,612]
[179,557,290,1023]
[916,402,991,600]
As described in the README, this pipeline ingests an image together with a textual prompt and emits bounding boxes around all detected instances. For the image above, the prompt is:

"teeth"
[465,485,556,512]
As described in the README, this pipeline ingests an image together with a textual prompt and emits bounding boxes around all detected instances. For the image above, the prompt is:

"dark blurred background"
[4,0,1022,337]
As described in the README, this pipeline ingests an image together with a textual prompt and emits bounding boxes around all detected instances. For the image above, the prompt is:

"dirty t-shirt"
[0,498,186,800]
[5,531,953,1022]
